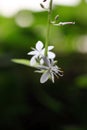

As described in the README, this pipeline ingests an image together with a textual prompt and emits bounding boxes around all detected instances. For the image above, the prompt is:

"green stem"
[45,0,53,56]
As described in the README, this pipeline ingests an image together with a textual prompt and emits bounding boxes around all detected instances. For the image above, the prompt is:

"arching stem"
[45,0,53,56]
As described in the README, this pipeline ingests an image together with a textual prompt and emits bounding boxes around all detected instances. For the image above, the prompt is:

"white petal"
[40,71,49,83]
[41,49,45,56]
[48,52,56,59]
[37,65,48,70]
[40,59,44,64]
[30,56,36,66]
[27,50,37,55]
[58,70,63,77]
[48,46,54,50]
[43,56,50,67]
[36,41,43,51]
[50,72,55,83]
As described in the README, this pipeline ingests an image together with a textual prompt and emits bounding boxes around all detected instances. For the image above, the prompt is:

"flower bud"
[55,15,59,21]
[43,0,47,2]
[40,3,45,9]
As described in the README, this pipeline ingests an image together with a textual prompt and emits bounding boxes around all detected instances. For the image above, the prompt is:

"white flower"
[27,41,55,66]
[36,57,63,83]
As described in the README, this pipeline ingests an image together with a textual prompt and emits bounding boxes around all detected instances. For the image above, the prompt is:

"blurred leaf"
[11,59,30,67]
[64,126,85,130]
[75,74,87,87]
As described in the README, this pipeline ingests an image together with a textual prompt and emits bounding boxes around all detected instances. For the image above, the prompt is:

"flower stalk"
[45,0,53,56]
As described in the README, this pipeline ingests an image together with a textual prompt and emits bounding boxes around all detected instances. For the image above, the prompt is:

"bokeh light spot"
[15,11,34,28]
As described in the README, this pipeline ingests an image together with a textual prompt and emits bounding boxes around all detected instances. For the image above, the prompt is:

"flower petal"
[48,46,54,50]
[43,56,50,66]
[48,52,56,59]
[27,50,37,55]
[30,56,36,66]
[41,49,45,55]
[40,70,49,83]
[37,65,48,70]
[40,59,44,64]
[36,41,43,51]
[50,72,55,83]
[58,70,64,77]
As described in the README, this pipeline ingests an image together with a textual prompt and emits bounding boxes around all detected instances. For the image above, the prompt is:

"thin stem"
[45,0,53,56]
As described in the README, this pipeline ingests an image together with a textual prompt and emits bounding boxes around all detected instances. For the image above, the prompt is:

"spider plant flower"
[28,41,55,66]
[36,56,63,83]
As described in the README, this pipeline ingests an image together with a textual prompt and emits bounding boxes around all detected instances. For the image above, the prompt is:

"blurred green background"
[0,0,87,129]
